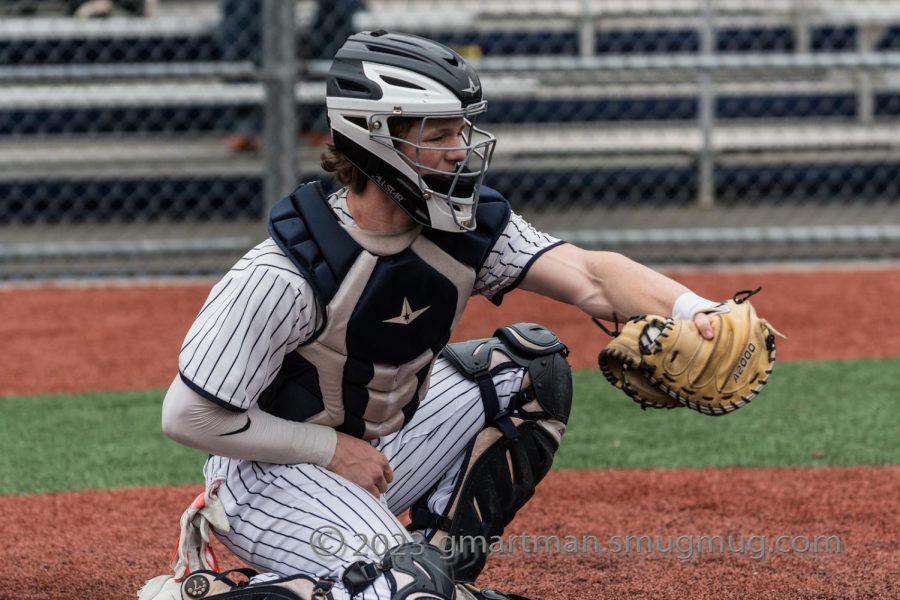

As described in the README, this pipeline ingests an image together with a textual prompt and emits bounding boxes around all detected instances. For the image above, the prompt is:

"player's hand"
[693,311,715,339]
[327,432,394,497]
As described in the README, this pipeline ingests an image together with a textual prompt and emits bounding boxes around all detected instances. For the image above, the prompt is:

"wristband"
[672,291,723,320]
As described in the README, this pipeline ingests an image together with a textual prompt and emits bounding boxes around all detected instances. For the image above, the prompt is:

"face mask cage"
[366,101,497,231]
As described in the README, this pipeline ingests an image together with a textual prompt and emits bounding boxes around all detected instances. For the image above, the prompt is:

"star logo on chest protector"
[383,297,431,325]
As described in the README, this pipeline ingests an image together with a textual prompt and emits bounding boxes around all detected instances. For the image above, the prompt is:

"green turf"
[1,359,898,495]
[556,358,900,469]
[0,390,207,495]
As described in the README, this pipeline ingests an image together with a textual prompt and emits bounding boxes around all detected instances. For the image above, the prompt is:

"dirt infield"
[1,266,899,598]
[2,266,900,397]
[2,467,897,599]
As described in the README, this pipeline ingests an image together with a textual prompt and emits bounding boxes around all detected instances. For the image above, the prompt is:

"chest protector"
[258,181,511,440]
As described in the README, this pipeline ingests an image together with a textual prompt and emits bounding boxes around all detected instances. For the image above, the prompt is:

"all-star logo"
[372,175,407,204]
[462,76,480,95]
[182,574,210,598]
[383,297,430,325]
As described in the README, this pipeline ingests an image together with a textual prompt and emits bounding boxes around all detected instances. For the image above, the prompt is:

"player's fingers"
[361,472,382,496]
[694,312,715,339]
[383,462,394,483]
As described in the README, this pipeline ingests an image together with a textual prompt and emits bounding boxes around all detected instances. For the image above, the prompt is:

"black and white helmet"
[327,31,497,232]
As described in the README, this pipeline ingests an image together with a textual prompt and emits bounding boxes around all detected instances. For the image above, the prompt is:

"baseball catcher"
[599,288,783,415]
[138,30,743,600]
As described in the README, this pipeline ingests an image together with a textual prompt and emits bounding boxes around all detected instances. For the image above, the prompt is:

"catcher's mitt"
[598,289,781,416]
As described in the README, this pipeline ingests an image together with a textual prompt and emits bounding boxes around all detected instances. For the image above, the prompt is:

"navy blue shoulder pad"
[422,186,511,270]
[268,181,361,306]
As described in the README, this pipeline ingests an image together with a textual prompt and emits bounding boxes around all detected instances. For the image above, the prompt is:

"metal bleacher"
[3,0,900,279]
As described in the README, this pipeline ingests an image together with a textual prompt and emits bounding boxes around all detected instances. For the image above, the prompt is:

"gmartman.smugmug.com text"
[309,525,844,561]
[451,533,844,561]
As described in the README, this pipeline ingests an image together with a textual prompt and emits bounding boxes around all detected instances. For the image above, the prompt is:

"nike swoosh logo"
[383,297,430,325]
[219,416,251,436]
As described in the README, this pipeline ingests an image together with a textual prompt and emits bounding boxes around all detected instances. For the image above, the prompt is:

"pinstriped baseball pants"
[204,358,526,600]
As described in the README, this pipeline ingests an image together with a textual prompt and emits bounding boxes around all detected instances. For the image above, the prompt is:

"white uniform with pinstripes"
[179,187,560,599]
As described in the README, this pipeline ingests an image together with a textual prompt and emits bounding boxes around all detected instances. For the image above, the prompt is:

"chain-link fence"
[2,0,900,280]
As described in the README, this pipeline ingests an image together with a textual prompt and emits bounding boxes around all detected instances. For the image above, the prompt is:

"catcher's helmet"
[326,30,496,232]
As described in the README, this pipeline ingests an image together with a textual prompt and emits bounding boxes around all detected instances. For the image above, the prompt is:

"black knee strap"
[440,335,513,437]
[441,323,572,435]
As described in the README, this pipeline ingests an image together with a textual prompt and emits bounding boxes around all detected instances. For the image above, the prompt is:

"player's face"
[397,117,468,174]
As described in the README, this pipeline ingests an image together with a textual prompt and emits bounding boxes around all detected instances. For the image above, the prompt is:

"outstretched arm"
[520,243,716,337]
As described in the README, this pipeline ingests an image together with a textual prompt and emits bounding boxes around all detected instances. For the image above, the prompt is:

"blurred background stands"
[2,0,900,280]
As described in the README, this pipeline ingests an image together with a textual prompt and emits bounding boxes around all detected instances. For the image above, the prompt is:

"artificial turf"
[558,358,900,469]
[1,358,898,495]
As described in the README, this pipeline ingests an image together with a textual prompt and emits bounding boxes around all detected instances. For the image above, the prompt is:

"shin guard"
[410,323,572,582]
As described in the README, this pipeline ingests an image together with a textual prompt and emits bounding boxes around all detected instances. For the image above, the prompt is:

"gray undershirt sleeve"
[161,375,337,467]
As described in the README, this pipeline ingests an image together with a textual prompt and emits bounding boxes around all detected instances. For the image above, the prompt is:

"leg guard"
[455,584,533,600]
[383,542,457,599]
[173,569,335,600]
[343,542,528,600]
[172,544,452,600]
[337,542,456,600]
[409,323,573,583]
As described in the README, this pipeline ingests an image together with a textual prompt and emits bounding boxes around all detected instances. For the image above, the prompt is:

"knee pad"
[409,323,572,583]
[442,322,572,430]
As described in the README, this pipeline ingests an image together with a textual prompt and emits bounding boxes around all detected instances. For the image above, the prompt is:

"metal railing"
[2,0,900,280]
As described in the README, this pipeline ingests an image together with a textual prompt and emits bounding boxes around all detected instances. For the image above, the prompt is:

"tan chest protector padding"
[293,227,475,440]
[262,182,512,440]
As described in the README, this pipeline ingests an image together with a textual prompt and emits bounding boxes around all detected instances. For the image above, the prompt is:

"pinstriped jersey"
[178,184,561,434]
